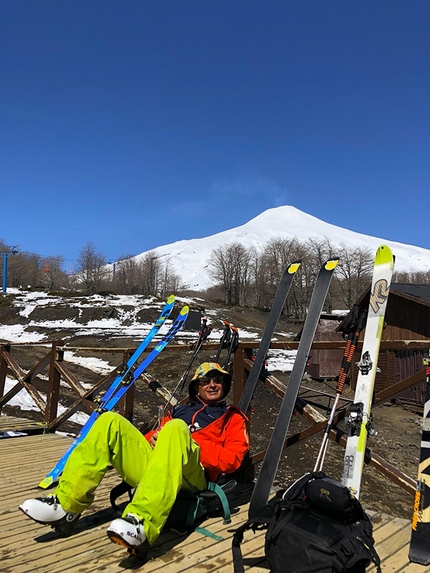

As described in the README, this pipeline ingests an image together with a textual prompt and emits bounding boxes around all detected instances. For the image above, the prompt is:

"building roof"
[390,283,430,304]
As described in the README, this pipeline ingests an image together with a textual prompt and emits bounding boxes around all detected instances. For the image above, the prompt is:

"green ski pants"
[55,412,207,543]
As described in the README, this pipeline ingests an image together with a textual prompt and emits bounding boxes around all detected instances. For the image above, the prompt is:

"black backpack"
[232,471,381,573]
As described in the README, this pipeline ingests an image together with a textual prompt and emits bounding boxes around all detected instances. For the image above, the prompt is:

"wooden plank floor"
[1,423,429,572]
[0,413,48,433]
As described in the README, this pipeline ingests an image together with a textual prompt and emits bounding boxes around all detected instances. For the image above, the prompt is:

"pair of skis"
[248,257,339,518]
[38,297,189,489]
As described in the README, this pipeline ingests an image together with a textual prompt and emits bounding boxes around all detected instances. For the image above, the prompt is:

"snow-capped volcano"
[134,206,430,290]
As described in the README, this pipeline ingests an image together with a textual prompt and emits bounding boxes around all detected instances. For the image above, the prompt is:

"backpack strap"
[232,515,273,573]
[178,480,238,539]
[110,480,133,512]
[199,480,236,524]
[281,471,320,503]
[232,492,281,573]
[333,531,382,573]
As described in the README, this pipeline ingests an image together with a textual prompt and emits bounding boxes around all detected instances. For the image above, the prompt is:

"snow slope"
[133,205,430,290]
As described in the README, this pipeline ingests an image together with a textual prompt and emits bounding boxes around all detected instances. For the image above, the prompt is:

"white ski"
[341,245,394,497]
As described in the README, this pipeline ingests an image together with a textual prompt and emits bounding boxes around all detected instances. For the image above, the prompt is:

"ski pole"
[215,321,231,363]
[155,321,212,422]
[314,306,367,472]
[223,325,239,368]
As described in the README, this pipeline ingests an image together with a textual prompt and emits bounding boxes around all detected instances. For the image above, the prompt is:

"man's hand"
[149,430,159,449]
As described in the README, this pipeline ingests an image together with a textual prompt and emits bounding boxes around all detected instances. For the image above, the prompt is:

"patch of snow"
[3,378,89,426]
[0,325,47,343]
[266,350,297,373]
[63,352,114,376]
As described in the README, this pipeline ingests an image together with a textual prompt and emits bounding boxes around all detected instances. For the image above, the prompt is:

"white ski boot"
[19,495,80,536]
[107,513,148,557]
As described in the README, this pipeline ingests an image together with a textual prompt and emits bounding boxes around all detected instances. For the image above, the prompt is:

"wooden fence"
[1,339,429,495]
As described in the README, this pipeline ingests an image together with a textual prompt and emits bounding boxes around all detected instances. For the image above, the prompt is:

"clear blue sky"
[1,1,429,271]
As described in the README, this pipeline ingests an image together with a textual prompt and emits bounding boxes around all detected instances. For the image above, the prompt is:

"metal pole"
[2,253,7,293]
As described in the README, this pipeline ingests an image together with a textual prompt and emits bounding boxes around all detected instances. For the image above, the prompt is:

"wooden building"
[301,313,346,379]
[348,283,430,406]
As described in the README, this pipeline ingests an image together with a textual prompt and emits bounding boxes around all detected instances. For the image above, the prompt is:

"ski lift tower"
[1,247,18,293]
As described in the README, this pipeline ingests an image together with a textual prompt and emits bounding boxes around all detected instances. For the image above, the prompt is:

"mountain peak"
[134,206,430,290]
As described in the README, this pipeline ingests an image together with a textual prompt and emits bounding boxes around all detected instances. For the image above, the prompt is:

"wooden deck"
[1,417,429,573]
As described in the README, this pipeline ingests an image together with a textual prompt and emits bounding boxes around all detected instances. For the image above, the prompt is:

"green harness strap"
[191,480,235,540]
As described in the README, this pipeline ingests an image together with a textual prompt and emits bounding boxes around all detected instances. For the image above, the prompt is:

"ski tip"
[288,261,301,274]
[180,305,190,316]
[38,476,54,489]
[166,294,176,304]
[375,245,394,268]
[325,258,339,271]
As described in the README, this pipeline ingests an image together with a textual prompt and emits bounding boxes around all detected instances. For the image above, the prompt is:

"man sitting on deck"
[19,362,249,556]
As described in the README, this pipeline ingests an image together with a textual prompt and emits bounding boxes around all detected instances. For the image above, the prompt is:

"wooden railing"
[1,339,429,496]
[0,342,136,428]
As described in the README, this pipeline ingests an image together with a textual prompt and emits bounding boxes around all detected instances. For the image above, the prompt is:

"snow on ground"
[1,377,90,427]
[0,324,47,343]
[63,352,114,377]
[0,289,297,424]
[266,349,297,373]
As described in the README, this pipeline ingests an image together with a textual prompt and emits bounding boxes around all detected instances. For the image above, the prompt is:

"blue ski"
[91,294,175,411]
[101,305,189,412]
[38,298,185,489]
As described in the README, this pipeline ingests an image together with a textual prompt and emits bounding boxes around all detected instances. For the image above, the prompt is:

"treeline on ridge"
[0,238,428,317]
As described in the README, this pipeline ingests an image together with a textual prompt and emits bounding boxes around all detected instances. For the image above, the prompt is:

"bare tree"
[113,255,141,294]
[209,242,252,305]
[303,238,339,314]
[139,251,162,296]
[160,259,185,298]
[8,252,41,288]
[76,242,107,294]
[393,270,430,284]
[41,256,68,290]
[334,245,373,308]
[253,238,304,314]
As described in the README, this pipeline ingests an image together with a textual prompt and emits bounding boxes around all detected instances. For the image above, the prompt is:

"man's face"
[195,372,225,405]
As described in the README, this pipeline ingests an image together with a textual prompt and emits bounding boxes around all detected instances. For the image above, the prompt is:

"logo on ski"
[357,351,373,375]
[342,454,355,480]
[369,278,389,313]
[412,486,424,531]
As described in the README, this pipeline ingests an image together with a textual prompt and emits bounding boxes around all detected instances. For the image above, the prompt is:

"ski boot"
[19,495,80,536]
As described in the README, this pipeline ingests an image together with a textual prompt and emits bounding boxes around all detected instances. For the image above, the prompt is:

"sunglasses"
[198,375,225,386]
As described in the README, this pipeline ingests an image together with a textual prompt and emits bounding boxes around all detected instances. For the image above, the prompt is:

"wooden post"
[45,342,61,424]
[119,383,135,422]
[0,344,10,413]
